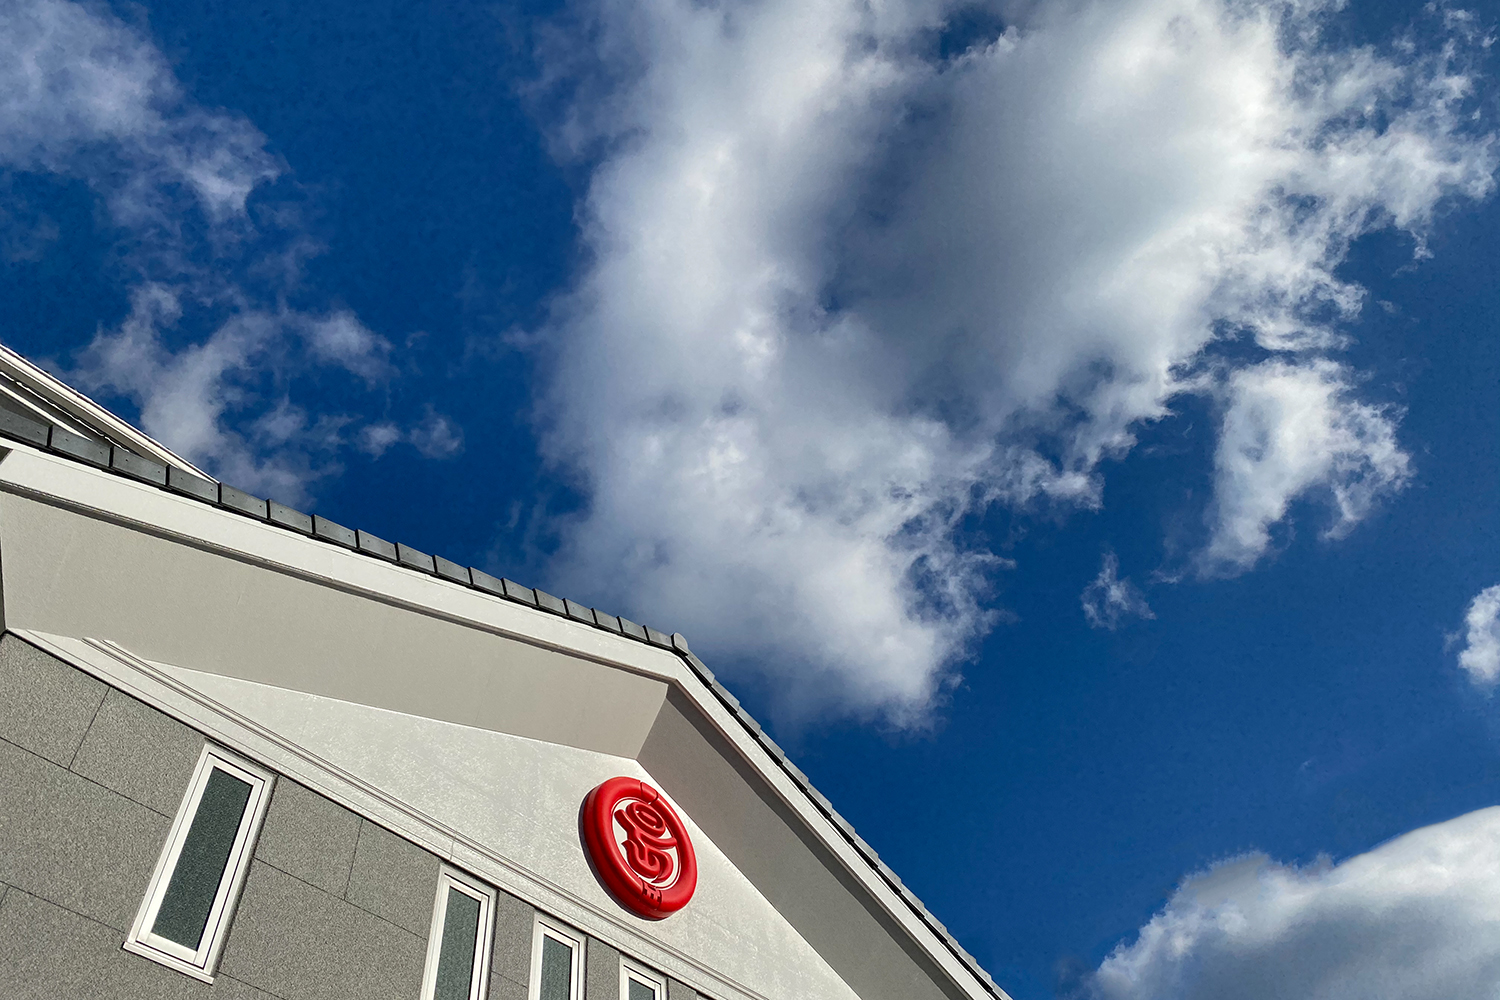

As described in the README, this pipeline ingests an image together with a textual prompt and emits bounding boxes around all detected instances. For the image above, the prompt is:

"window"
[421,866,498,1000]
[125,744,274,982]
[620,959,665,1000]
[529,915,584,1000]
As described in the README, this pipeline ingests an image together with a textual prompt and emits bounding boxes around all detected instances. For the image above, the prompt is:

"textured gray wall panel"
[344,819,441,937]
[255,779,361,896]
[0,634,105,766]
[490,888,536,987]
[0,643,539,1000]
[487,973,527,1000]
[668,977,700,1000]
[0,886,273,1000]
[70,688,204,815]
[0,738,167,930]
[213,972,278,999]
[219,860,425,1000]
[586,937,621,1000]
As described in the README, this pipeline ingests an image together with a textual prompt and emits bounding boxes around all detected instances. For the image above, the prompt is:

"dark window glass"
[539,935,573,1000]
[434,887,482,1000]
[151,768,253,948]
[628,978,656,1000]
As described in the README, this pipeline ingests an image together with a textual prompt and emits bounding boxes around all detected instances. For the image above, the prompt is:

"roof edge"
[0,343,213,479]
[0,404,1007,1000]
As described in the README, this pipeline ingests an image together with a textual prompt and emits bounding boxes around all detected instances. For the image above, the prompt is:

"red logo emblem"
[581,777,697,919]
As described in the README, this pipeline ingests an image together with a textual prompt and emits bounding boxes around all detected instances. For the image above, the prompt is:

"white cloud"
[1082,552,1154,630]
[535,0,1495,720]
[307,311,396,384]
[358,422,405,458]
[1456,584,1500,686]
[0,0,277,224]
[1201,359,1411,574]
[355,407,462,461]
[1091,807,1500,1000]
[409,408,464,458]
[355,409,464,461]
[70,285,306,500]
[0,0,437,501]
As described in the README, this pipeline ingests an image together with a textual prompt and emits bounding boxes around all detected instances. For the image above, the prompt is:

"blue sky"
[3,0,1500,996]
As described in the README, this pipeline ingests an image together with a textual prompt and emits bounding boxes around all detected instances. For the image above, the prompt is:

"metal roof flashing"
[0,400,1007,1000]
[0,343,212,478]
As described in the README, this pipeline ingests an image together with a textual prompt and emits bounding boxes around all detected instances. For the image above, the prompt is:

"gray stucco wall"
[491,885,538,1000]
[0,633,540,1000]
[586,936,621,1000]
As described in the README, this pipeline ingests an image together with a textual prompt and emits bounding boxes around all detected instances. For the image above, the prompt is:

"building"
[0,343,1009,1000]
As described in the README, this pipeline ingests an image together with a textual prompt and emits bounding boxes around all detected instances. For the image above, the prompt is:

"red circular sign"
[581,777,697,919]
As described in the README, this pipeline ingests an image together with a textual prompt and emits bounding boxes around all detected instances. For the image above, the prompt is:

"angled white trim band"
[0,343,211,477]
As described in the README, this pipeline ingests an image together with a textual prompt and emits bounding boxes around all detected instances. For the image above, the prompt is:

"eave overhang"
[0,382,1007,1000]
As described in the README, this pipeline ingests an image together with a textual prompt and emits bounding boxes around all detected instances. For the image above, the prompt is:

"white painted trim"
[123,743,274,982]
[621,957,666,1000]
[421,865,498,1000]
[0,379,98,441]
[0,342,211,477]
[529,914,585,1000]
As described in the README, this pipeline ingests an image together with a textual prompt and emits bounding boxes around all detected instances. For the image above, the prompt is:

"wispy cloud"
[1082,552,1154,630]
[533,0,1496,722]
[1456,584,1500,687]
[359,408,465,460]
[1090,807,1500,999]
[0,0,277,221]
[0,0,458,504]
[1201,360,1411,575]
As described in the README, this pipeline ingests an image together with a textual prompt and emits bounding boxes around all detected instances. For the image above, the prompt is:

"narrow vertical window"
[621,959,665,1000]
[421,867,497,1000]
[125,745,273,982]
[529,916,584,1000]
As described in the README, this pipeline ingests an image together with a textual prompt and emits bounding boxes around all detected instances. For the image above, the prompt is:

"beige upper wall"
[0,479,668,759]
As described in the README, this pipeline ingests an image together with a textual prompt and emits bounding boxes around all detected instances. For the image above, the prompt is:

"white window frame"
[420,865,498,1000]
[620,958,666,1000]
[528,913,585,1000]
[124,744,274,982]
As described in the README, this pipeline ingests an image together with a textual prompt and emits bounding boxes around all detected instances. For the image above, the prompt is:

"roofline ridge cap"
[665,642,1008,999]
[0,341,214,480]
